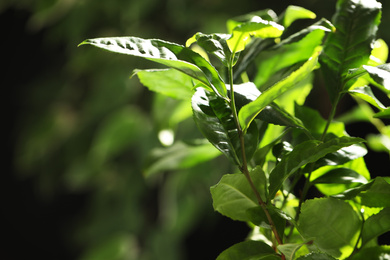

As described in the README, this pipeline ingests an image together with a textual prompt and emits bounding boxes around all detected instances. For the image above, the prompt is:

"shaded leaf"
[298,198,361,258]
[268,136,365,200]
[320,0,382,103]
[296,252,337,260]
[373,107,390,119]
[216,240,279,260]
[79,36,227,98]
[359,177,390,207]
[144,140,221,177]
[246,205,286,240]
[192,88,259,165]
[361,207,390,246]
[349,246,390,260]
[277,243,305,260]
[239,49,320,132]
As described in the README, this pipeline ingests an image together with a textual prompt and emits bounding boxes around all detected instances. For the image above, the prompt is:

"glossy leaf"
[349,246,390,260]
[79,36,227,98]
[186,32,236,67]
[144,140,221,177]
[348,86,386,109]
[361,207,390,246]
[268,136,365,200]
[364,63,390,91]
[133,68,195,100]
[192,88,259,165]
[298,198,361,258]
[312,168,368,185]
[279,5,316,28]
[216,240,279,260]
[239,49,320,133]
[210,169,267,222]
[320,0,382,103]
[227,16,284,53]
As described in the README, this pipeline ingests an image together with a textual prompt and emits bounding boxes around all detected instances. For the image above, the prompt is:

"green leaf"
[186,33,236,67]
[296,252,337,260]
[312,168,368,185]
[239,49,320,133]
[216,240,279,260]
[192,88,259,165]
[254,27,328,89]
[133,69,195,100]
[298,198,361,258]
[349,246,390,260]
[268,136,365,200]
[363,63,390,91]
[226,10,278,33]
[361,207,390,246]
[374,107,390,119]
[348,86,386,109]
[246,205,286,240]
[210,169,266,222]
[359,177,390,207]
[227,16,284,53]
[277,243,305,260]
[79,36,227,98]
[279,5,316,28]
[143,140,221,177]
[319,0,382,103]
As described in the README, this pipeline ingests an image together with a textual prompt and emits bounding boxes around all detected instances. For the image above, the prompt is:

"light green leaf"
[192,88,259,165]
[268,136,365,200]
[296,252,337,260]
[143,140,221,177]
[348,246,390,260]
[79,36,227,98]
[210,169,266,222]
[298,198,361,258]
[320,0,382,103]
[364,63,390,91]
[374,107,390,119]
[239,49,320,133]
[227,16,284,53]
[226,10,278,33]
[277,243,305,260]
[280,5,316,28]
[369,39,389,66]
[348,86,386,109]
[312,168,368,185]
[361,207,390,246]
[216,240,279,260]
[133,69,195,100]
[359,177,390,207]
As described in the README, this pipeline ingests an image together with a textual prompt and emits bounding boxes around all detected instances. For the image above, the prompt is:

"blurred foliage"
[4,0,390,259]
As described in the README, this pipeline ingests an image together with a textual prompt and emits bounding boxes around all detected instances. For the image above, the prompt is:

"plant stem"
[228,61,285,258]
[321,94,340,141]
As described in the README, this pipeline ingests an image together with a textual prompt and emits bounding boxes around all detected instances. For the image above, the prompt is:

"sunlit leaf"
[373,107,390,119]
[296,252,337,260]
[226,9,278,33]
[279,5,316,28]
[79,36,227,98]
[216,240,279,260]
[298,198,361,258]
[348,86,386,109]
[359,177,390,207]
[239,49,319,133]
[210,169,266,222]
[364,63,390,91]
[278,243,305,260]
[320,0,382,103]
[227,16,284,53]
[361,207,390,246]
[133,68,195,100]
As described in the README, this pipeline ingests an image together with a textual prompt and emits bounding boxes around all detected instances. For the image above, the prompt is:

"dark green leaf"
[239,50,320,132]
[319,0,382,103]
[216,240,279,260]
[144,140,221,177]
[133,68,195,100]
[79,36,227,98]
[359,177,390,207]
[192,88,259,165]
[362,207,390,246]
[246,205,286,240]
[298,198,361,258]
[268,136,365,200]
[210,169,266,222]
[349,246,390,260]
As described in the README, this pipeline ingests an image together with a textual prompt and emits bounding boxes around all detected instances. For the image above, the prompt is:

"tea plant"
[79,0,390,259]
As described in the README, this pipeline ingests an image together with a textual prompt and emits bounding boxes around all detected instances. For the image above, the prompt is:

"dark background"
[3,0,390,259]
